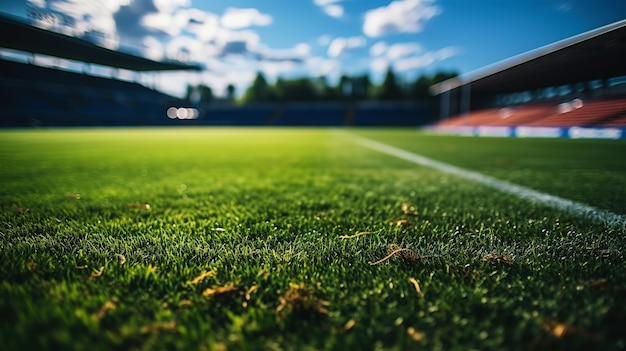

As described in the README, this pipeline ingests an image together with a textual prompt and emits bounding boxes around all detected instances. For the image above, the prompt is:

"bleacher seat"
[436,97,626,128]
[275,104,346,126]
[0,59,180,126]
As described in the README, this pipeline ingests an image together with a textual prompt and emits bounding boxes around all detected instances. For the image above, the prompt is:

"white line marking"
[349,134,626,228]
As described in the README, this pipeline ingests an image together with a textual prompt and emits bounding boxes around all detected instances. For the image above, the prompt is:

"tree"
[312,76,334,101]
[272,77,287,101]
[226,84,236,101]
[352,75,372,100]
[185,84,197,103]
[273,77,318,101]
[337,75,352,100]
[378,67,404,100]
[410,75,433,100]
[197,84,213,103]
[410,70,459,100]
[323,77,337,101]
[186,83,213,103]
[243,72,272,102]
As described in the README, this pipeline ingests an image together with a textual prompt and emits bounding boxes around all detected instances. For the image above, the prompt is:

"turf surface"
[1,128,625,350]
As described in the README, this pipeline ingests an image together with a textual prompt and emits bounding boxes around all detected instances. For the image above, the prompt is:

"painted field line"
[349,134,626,228]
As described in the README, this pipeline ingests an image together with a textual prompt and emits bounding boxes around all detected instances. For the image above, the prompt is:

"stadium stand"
[430,19,626,134]
[190,102,431,127]
[0,59,183,126]
[601,115,626,127]
[0,13,437,128]
[199,105,276,126]
[0,13,199,127]
[274,103,346,126]
[435,104,553,127]
[436,97,626,128]
[527,97,626,127]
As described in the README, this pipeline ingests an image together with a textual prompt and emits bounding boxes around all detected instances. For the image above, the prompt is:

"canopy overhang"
[431,19,626,98]
[0,13,202,72]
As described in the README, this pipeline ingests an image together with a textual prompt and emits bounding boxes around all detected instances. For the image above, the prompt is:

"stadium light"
[167,107,199,120]
[167,107,178,119]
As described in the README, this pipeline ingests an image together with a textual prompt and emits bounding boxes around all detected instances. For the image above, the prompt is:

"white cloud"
[327,36,367,58]
[306,56,341,77]
[165,35,204,62]
[141,12,181,36]
[369,43,458,73]
[27,0,46,7]
[143,36,164,61]
[259,60,301,78]
[295,43,312,56]
[369,41,388,57]
[317,35,332,46]
[393,46,459,71]
[314,0,345,18]
[185,10,221,42]
[220,7,273,29]
[435,46,458,60]
[38,1,128,48]
[313,0,342,5]
[556,2,573,12]
[386,42,422,60]
[256,43,310,62]
[215,29,261,57]
[363,0,441,37]
[153,0,190,14]
[156,68,255,98]
[371,41,423,60]
[29,1,314,98]
[370,57,389,72]
[323,4,344,18]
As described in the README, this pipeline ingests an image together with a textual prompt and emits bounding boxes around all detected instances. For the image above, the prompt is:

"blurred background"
[1,0,625,130]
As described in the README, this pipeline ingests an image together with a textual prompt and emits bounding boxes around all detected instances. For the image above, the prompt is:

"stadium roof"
[431,19,626,97]
[0,13,202,72]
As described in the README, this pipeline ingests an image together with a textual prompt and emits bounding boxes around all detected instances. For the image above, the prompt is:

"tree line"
[186,68,457,104]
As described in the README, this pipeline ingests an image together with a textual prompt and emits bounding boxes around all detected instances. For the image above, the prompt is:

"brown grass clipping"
[188,270,217,285]
[389,219,410,226]
[339,231,373,239]
[242,285,258,308]
[587,278,610,290]
[202,283,237,297]
[276,283,329,320]
[370,244,438,265]
[115,254,126,265]
[140,321,176,335]
[482,252,513,265]
[408,278,424,298]
[90,266,104,280]
[92,297,119,321]
[401,202,419,216]
[14,206,29,214]
[343,319,356,332]
[407,327,425,342]
[542,319,581,338]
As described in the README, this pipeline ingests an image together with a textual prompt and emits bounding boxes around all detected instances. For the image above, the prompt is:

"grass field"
[1,128,625,350]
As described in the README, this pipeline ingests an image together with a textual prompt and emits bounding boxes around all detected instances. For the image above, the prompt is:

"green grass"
[1,128,625,351]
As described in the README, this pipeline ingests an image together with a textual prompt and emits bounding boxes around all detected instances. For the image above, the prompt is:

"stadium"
[2,14,626,131]
[1,5,626,351]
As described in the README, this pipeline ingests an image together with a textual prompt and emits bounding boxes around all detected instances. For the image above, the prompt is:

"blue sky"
[1,0,626,97]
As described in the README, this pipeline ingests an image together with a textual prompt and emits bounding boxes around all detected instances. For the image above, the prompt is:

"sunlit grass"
[1,128,625,350]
